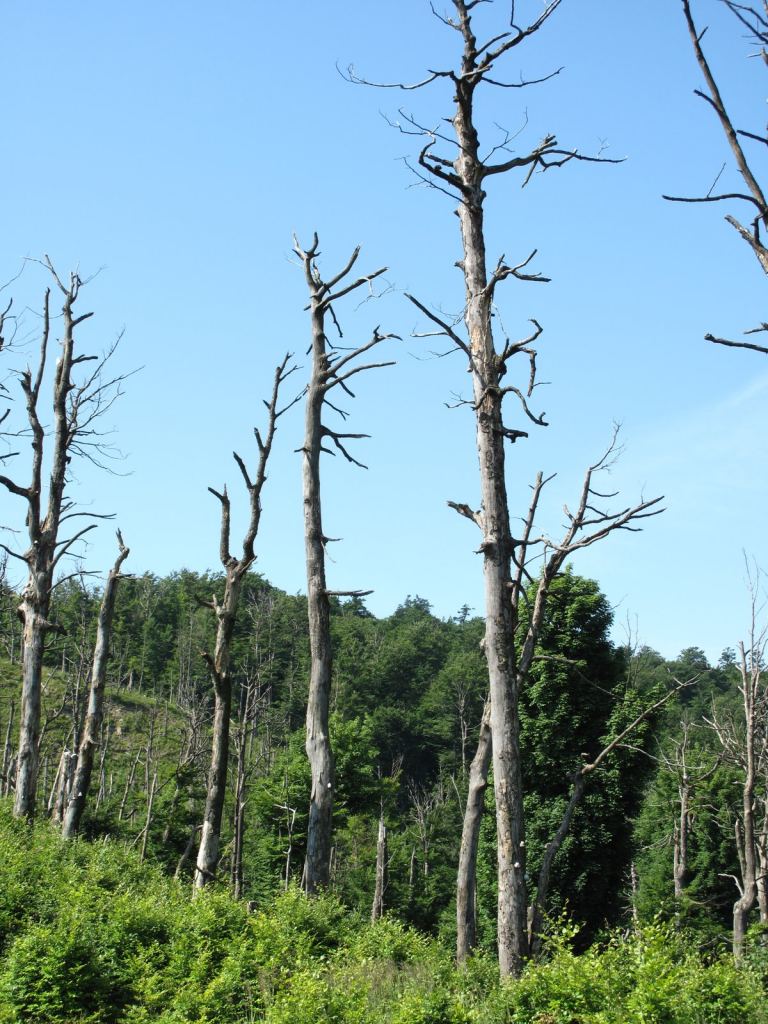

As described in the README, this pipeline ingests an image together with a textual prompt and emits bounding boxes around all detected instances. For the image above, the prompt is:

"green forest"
[2,0,768,1021]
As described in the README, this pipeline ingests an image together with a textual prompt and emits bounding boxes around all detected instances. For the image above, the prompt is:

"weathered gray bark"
[371,815,388,922]
[757,809,767,924]
[673,780,690,904]
[456,695,491,965]
[302,304,334,893]
[356,0,658,976]
[709,626,765,960]
[1,700,15,797]
[669,2,768,353]
[732,641,759,960]
[193,356,293,889]
[294,235,393,894]
[231,688,250,900]
[61,534,129,838]
[0,263,124,819]
[140,770,157,863]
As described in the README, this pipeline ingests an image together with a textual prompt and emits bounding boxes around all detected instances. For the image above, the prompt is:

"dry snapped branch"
[666,0,768,352]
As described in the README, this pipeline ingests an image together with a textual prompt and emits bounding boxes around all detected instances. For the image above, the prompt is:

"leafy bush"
[0,807,764,1024]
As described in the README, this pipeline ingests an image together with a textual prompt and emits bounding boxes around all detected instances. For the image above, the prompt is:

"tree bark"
[673,779,690,906]
[302,311,334,892]
[1,700,15,797]
[194,575,240,889]
[194,356,293,889]
[456,695,491,965]
[371,815,388,922]
[1,265,126,820]
[62,535,129,838]
[294,236,392,894]
[451,44,530,977]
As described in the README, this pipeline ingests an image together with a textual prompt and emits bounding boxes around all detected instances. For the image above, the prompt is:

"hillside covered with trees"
[1,0,768,1020]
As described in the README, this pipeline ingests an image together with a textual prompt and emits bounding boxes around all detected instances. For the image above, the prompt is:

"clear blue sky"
[1,1,766,663]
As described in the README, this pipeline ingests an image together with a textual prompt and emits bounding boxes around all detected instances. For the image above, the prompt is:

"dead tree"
[193,355,296,889]
[61,533,129,838]
[665,1,768,353]
[642,718,721,916]
[293,234,395,894]
[706,574,767,960]
[348,0,639,975]
[0,259,127,819]
[455,442,662,966]
[371,815,388,922]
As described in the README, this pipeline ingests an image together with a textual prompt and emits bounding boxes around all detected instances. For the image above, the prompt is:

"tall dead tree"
[294,234,395,894]
[61,532,129,838]
[351,1,655,975]
[453,444,662,965]
[666,0,768,353]
[193,355,296,889]
[0,259,127,819]
[706,573,767,960]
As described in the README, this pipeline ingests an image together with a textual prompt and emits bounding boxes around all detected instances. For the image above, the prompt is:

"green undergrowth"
[0,805,764,1024]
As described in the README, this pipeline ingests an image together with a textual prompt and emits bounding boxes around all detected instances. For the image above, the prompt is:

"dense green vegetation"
[0,805,765,1024]
[0,562,765,1019]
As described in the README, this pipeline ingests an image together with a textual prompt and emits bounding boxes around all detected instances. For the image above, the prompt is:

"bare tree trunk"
[140,770,157,863]
[457,695,491,965]
[94,723,110,811]
[528,774,585,955]
[757,823,767,924]
[50,747,74,825]
[175,823,200,880]
[1,265,127,820]
[733,638,759,959]
[302,289,334,894]
[194,357,293,890]
[231,705,248,899]
[711,630,764,961]
[674,780,690,906]
[1,700,15,797]
[16,608,48,818]
[194,658,234,888]
[368,0,658,977]
[371,815,388,922]
[62,535,129,838]
[118,750,140,822]
[294,236,392,894]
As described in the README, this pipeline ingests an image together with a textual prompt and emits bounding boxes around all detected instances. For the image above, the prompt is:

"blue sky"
[1,1,766,662]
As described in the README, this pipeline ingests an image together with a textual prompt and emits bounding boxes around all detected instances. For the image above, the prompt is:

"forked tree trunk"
[194,356,293,890]
[62,535,129,838]
[456,696,491,965]
[8,269,112,820]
